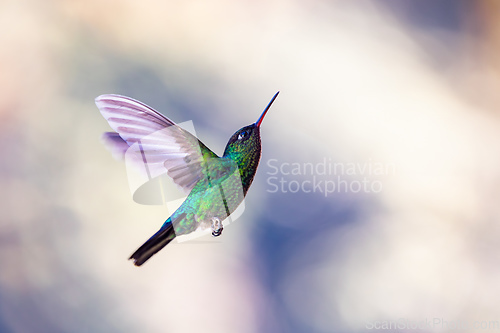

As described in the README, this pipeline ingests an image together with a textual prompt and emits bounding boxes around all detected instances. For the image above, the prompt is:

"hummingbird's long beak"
[256,91,279,127]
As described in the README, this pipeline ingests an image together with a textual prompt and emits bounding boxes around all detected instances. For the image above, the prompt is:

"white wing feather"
[96,94,218,194]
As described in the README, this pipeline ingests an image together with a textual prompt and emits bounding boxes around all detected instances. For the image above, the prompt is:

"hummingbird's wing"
[96,94,219,194]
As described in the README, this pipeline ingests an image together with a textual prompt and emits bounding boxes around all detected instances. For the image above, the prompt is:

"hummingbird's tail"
[129,217,179,266]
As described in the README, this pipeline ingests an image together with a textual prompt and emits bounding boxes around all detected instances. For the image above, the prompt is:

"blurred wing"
[95,94,219,193]
[101,131,130,160]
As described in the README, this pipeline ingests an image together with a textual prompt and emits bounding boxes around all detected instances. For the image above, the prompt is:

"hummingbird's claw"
[211,217,223,237]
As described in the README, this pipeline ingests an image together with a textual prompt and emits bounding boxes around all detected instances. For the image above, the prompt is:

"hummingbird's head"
[222,123,262,195]
[222,91,279,160]
[223,123,262,159]
[222,92,279,192]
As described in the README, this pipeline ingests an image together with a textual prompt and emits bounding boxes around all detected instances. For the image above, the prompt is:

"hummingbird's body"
[96,92,278,266]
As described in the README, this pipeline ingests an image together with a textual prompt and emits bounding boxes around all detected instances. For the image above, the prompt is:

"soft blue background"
[1,0,500,332]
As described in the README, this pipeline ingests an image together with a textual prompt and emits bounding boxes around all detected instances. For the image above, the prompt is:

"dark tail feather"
[129,219,176,266]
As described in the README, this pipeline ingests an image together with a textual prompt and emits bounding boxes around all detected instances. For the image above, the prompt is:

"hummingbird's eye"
[238,131,248,140]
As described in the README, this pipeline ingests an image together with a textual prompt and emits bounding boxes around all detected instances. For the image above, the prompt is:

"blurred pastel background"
[2,0,500,332]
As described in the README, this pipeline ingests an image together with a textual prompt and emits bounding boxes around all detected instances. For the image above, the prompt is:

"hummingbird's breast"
[170,158,246,236]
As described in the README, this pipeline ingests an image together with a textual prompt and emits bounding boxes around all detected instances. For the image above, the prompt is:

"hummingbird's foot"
[211,217,223,237]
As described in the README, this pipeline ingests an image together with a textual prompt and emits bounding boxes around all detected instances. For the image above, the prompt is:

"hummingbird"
[96,91,279,266]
